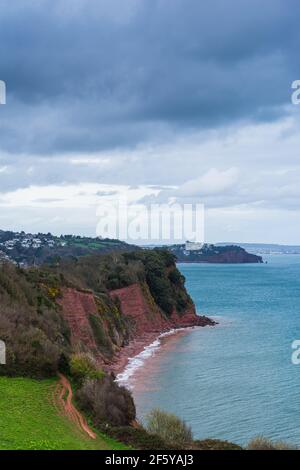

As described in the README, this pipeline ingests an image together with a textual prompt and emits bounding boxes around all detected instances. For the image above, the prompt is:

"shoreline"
[112,323,216,389]
[114,327,195,389]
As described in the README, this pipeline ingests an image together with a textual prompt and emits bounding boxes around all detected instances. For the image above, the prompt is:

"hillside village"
[1,234,57,250]
[0,230,133,266]
[0,231,62,265]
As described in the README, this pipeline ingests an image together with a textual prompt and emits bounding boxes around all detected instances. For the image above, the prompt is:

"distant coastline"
[167,243,263,264]
[217,242,300,255]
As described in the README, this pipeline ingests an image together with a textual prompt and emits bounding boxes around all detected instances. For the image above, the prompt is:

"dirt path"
[56,373,96,440]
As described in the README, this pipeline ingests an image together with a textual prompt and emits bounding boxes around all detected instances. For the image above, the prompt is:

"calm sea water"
[131,255,300,446]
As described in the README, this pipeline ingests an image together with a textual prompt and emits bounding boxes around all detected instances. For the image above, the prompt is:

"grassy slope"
[0,377,128,450]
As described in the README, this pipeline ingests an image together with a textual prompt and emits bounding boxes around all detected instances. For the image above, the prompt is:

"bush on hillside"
[247,436,297,450]
[76,375,136,426]
[193,439,243,450]
[146,408,193,448]
[100,424,179,450]
[0,313,63,378]
[168,269,184,286]
[70,353,104,384]
[0,264,70,377]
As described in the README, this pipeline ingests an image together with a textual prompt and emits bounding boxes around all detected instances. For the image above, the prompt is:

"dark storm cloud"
[0,0,299,155]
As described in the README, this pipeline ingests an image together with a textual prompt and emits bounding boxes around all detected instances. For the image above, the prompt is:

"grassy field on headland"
[0,376,127,450]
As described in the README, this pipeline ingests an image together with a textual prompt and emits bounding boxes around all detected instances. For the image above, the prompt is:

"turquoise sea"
[130,255,300,446]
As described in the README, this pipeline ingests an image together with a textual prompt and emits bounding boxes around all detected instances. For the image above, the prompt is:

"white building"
[185,241,204,251]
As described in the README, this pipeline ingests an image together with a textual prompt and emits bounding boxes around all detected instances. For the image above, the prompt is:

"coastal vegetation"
[247,436,297,450]
[146,408,193,448]
[70,353,104,384]
[0,263,70,378]
[76,375,136,427]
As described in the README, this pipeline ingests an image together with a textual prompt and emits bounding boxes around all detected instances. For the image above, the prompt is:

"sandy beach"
[112,326,198,389]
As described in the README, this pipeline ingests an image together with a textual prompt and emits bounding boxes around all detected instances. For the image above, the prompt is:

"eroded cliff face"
[110,282,214,331]
[58,287,132,367]
[58,288,98,351]
[110,283,169,335]
[58,281,215,372]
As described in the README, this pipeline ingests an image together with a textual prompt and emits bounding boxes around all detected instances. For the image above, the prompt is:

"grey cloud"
[0,0,299,156]
[1,0,300,243]
[137,164,300,212]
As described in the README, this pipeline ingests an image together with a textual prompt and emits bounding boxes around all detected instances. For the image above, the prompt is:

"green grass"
[68,239,123,250]
[0,376,128,450]
[69,239,106,249]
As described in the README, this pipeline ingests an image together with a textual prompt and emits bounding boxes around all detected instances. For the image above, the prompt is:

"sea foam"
[115,328,189,390]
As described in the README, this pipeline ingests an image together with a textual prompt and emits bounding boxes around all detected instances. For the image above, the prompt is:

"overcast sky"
[1,0,300,243]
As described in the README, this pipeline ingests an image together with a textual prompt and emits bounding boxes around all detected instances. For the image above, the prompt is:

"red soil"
[56,373,96,439]
[110,283,170,335]
[110,283,213,330]
[58,288,99,352]
[58,283,215,375]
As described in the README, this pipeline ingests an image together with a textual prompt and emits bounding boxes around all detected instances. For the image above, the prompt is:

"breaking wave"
[115,328,189,390]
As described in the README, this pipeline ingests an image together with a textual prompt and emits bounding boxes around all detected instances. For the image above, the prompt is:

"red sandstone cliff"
[110,282,213,331]
[58,288,98,350]
[58,287,130,365]
[110,283,169,335]
[58,282,215,373]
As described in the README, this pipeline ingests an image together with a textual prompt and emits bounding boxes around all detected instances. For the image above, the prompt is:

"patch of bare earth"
[54,373,96,440]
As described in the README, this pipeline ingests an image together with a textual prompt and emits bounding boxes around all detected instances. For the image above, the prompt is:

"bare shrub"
[146,408,193,448]
[193,439,242,450]
[70,353,104,384]
[76,375,136,426]
[0,264,70,377]
[99,424,179,450]
[247,436,297,450]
